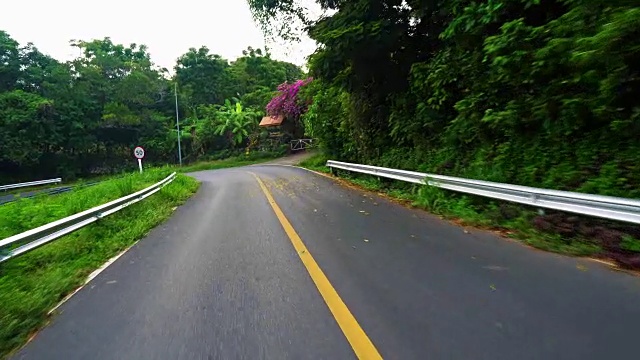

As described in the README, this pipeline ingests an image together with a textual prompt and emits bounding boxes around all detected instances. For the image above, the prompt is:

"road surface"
[13,164,640,359]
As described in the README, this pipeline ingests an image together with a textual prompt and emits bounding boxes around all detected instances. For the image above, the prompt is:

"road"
[13,164,640,359]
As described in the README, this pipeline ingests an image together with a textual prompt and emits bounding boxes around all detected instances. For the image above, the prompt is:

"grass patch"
[0,169,199,358]
[301,161,612,258]
[298,153,330,172]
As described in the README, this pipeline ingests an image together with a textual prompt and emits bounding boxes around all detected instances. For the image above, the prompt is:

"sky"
[1,0,317,71]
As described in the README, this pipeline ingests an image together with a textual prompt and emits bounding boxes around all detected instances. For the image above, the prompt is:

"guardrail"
[0,173,177,263]
[326,160,640,225]
[0,178,62,191]
[0,181,102,206]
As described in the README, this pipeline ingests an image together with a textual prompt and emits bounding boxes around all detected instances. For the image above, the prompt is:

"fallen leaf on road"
[483,265,508,271]
[490,284,497,291]
[576,264,588,271]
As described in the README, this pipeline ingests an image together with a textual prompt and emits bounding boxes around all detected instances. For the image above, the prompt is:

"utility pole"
[174,82,182,166]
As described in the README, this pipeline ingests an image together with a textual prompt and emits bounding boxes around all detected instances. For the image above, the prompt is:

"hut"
[258,114,305,152]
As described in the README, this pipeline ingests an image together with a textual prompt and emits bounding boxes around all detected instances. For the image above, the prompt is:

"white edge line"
[47,242,137,315]
[42,176,178,315]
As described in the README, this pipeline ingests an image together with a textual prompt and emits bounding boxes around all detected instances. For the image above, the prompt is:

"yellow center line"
[252,173,383,360]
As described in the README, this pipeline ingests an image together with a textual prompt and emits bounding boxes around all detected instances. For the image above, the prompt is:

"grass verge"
[298,153,330,173]
[0,169,199,358]
[300,154,640,268]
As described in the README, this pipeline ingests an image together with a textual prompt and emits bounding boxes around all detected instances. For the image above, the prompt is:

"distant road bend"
[14,162,640,360]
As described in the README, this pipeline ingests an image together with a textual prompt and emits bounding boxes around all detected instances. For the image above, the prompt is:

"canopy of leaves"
[249,0,640,198]
[266,77,313,119]
[0,31,303,182]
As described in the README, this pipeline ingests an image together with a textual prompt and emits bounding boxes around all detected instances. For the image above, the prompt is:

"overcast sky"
[2,0,317,70]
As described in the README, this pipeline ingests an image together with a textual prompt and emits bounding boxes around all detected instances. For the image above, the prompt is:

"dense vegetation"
[250,1,640,263]
[0,32,303,182]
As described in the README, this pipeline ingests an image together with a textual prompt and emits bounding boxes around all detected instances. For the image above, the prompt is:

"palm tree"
[213,99,258,148]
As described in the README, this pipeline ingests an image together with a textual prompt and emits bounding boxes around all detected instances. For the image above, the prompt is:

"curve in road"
[12,165,640,360]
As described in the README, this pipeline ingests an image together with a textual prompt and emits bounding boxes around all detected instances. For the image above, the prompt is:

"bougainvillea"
[266,77,313,119]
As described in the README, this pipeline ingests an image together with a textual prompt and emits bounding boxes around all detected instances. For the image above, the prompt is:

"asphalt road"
[13,164,640,359]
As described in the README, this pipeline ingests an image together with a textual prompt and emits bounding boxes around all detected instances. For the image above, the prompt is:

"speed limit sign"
[134,146,145,159]
[134,146,145,173]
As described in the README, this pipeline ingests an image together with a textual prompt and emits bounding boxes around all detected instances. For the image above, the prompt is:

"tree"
[175,47,234,107]
[0,30,303,181]
[213,99,259,147]
[266,78,312,122]
[0,31,20,92]
[248,0,640,197]
[0,90,58,176]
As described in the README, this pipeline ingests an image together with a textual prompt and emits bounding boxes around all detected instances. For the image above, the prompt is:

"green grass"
[300,156,604,257]
[0,169,199,358]
[299,153,330,172]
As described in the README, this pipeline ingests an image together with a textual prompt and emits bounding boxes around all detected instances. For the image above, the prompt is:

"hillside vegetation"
[0,32,303,183]
[250,0,640,265]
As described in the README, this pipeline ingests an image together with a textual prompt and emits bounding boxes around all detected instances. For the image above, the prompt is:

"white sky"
[1,0,317,71]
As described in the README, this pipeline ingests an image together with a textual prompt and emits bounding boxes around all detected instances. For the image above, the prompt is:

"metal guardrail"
[0,181,102,206]
[326,160,640,225]
[0,178,62,191]
[0,173,177,263]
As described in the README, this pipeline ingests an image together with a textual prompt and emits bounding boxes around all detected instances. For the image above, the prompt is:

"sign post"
[134,146,145,173]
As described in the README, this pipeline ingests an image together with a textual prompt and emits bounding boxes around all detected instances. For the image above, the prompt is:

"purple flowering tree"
[266,77,313,120]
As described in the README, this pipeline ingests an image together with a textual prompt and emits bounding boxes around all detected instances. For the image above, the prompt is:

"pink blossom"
[266,78,313,119]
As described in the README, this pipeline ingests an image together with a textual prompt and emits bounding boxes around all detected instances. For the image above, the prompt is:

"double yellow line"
[253,174,383,360]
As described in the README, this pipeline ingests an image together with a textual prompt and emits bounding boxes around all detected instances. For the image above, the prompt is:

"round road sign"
[134,146,145,159]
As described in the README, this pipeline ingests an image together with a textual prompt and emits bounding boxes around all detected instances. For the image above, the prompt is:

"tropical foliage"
[250,0,640,263]
[213,99,259,147]
[249,0,640,198]
[266,77,313,120]
[0,33,303,182]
